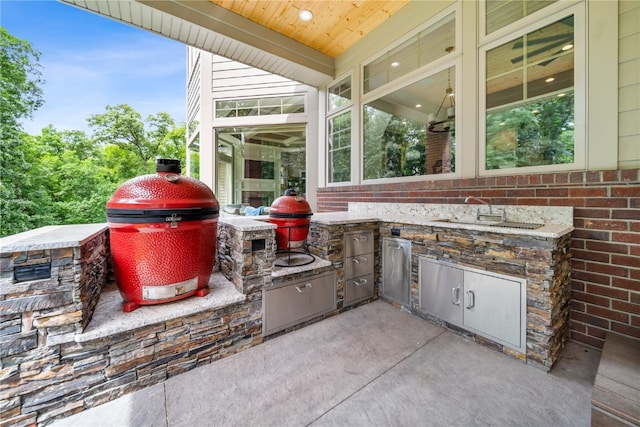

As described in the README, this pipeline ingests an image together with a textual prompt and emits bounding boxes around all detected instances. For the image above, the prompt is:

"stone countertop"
[219,216,275,231]
[74,273,245,343]
[310,212,381,225]
[0,223,108,252]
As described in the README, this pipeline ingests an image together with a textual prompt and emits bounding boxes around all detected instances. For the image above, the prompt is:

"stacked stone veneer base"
[380,221,572,370]
[0,224,264,427]
[307,221,380,310]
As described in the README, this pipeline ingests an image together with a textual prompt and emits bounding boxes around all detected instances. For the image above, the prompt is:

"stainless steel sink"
[435,219,544,230]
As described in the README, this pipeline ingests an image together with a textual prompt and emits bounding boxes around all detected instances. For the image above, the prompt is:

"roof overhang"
[61,0,335,87]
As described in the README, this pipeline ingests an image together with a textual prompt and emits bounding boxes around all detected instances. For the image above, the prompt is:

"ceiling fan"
[510,16,573,66]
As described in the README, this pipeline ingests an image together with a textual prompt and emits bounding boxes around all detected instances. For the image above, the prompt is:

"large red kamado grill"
[269,189,313,251]
[106,158,219,312]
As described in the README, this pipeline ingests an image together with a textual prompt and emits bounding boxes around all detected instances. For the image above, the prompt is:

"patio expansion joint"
[304,328,448,427]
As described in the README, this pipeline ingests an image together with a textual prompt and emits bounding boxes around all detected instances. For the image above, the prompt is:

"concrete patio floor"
[51,300,601,427]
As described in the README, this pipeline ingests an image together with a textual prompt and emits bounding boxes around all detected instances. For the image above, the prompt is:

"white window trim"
[478,3,586,176]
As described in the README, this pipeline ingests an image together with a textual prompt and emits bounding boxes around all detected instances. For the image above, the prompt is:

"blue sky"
[2,0,186,135]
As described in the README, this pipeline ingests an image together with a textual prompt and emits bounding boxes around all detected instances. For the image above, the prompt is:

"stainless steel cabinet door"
[419,258,464,327]
[382,237,411,305]
[463,270,523,349]
[263,271,336,336]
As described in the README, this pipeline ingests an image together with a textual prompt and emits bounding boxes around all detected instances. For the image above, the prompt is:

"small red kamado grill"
[106,158,219,312]
[269,189,314,267]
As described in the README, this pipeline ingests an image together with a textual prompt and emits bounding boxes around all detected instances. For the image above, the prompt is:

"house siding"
[619,0,640,169]
[317,168,640,349]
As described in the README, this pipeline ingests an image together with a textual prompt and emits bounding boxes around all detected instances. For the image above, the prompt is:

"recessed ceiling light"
[391,61,400,67]
[562,44,573,51]
[557,93,566,97]
[545,77,555,83]
[299,9,313,22]
[415,104,422,108]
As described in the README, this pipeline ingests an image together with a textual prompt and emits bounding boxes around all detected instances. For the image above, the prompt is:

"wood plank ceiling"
[208,0,410,58]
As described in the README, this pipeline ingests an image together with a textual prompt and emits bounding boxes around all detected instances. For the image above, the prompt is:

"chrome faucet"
[464,196,505,221]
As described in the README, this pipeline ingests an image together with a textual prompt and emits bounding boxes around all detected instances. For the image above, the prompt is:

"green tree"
[87,104,186,174]
[0,27,44,236]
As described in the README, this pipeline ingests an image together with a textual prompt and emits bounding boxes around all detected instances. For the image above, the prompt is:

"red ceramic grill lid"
[106,159,219,223]
[269,189,312,218]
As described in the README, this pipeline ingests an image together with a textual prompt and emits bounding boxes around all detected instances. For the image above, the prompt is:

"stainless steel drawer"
[345,254,373,279]
[344,231,373,257]
[263,271,336,336]
[344,274,374,306]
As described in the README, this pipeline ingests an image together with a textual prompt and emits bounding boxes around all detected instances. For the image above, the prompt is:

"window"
[363,12,455,93]
[481,9,580,172]
[328,111,351,183]
[327,76,352,184]
[216,96,305,118]
[363,68,456,180]
[485,1,557,35]
[215,125,307,209]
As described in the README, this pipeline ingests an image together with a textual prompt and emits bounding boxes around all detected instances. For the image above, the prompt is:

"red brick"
[602,170,620,181]
[518,198,545,205]
[506,189,535,197]
[571,238,585,248]
[611,254,640,268]
[536,188,569,197]
[632,269,640,280]
[571,331,604,349]
[587,325,608,339]
[612,209,640,220]
[586,171,601,182]
[612,232,640,244]
[620,169,639,182]
[571,311,610,328]
[572,260,586,270]
[630,292,640,304]
[632,315,640,327]
[570,187,608,197]
[572,290,610,307]
[586,261,628,277]
[570,172,585,183]
[610,322,640,338]
[556,198,584,206]
[572,270,611,285]
[587,305,629,323]
[574,208,610,219]
[612,300,640,315]
[585,240,629,254]
[541,173,555,184]
[555,173,569,184]
[632,246,640,256]
[573,249,609,263]
[585,198,629,208]
[583,219,628,231]
[570,298,586,312]
[570,320,587,333]
[572,229,610,240]
[586,283,629,300]
[611,186,640,197]
[481,189,507,197]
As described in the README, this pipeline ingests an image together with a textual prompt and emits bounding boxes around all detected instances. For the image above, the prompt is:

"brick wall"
[317,168,640,348]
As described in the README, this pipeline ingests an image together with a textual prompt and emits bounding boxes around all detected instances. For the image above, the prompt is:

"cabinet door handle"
[451,287,461,305]
[295,283,312,293]
[352,257,366,264]
[354,278,368,286]
[353,235,367,242]
[466,290,475,309]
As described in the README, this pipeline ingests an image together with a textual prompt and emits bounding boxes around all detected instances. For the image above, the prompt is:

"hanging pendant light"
[428,46,455,133]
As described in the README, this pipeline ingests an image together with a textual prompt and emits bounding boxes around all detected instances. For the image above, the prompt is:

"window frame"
[326,72,355,186]
[478,2,586,176]
[359,4,462,184]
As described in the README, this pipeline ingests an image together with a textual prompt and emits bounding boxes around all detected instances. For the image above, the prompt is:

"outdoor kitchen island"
[1,203,572,425]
